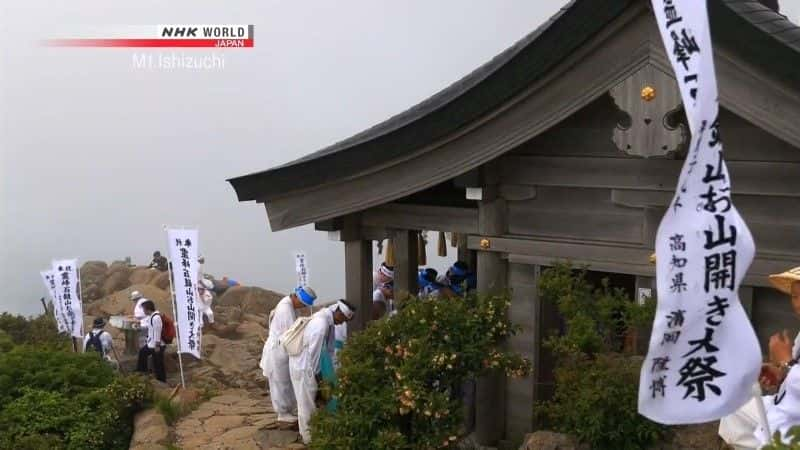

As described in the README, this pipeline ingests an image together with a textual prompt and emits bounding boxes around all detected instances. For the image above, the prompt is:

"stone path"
[174,389,305,450]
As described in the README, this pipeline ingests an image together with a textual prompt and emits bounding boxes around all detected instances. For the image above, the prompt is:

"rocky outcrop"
[174,389,303,450]
[79,260,294,449]
[85,284,171,318]
[217,286,283,314]
[129,409,169,449]
[80,261,108,301]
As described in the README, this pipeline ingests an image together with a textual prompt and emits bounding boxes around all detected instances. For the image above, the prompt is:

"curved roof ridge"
[720,0,800,50]
[253,1,579,173]
[229,0,799,205]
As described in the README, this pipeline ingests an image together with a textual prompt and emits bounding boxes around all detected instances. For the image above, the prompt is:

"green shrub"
[310,293,530,450]
[0,342,152,449]
[764,426,800,449]
[535,263,666,450]
[0,312,69,349]
[0,344,116,406]
[0,330,13,353]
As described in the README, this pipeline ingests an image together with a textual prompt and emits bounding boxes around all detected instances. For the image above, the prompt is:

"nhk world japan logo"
[44,25,254,48]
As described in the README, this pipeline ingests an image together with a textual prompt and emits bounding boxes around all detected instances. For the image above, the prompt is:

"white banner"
[52,260,83,338]
[167,229,202,358]
[639,0,760,424]
[294,251,308,287]
[40,270,68,333]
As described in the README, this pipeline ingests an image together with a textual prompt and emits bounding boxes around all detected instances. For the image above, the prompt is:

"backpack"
[152,313,176,345]
[279,316,312,356]
[85,331,105,354]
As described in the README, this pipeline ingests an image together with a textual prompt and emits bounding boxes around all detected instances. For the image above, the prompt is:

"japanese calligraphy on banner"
[639,0,760,424]
[52,260,83,338]
[294,251,308,287]
[41,270,68,333]
[167,229,202,359]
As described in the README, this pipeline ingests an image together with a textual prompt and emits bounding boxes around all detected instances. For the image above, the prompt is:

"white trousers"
[262,340,296,421]
[719,397,761,450]
[289,365,318,444]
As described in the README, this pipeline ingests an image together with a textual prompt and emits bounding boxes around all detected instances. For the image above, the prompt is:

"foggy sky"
[0,1,567,315]
[2,1,798,316]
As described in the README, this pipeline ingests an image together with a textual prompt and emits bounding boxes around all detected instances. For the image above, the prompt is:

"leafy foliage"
[310,293,530,450]
[0,311,69,349]
[0,314,152,449]
[763,426,800,449]
[535,263,666,450]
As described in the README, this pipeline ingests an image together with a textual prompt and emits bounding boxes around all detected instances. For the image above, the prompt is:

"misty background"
[1,2,798,316]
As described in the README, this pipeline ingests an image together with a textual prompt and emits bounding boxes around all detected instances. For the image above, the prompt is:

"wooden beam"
[500,156,800,197]
[361,203,478,234]
[471,235,794,288]
[393,230,418,301]
[344,240,373,333]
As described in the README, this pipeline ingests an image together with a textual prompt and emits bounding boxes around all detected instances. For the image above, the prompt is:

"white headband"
[378,264,394,279]
[331,300,354,319]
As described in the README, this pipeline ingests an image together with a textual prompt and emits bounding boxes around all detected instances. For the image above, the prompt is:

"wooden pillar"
[393,229,418,301]
[505,263,539,447]
[345,240,373,332]
[475,170,508,446]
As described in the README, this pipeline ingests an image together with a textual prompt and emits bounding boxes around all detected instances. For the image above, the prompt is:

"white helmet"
[130,290,143,301]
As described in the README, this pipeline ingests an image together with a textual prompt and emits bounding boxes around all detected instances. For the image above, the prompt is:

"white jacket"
[289,307,334,378]
[259,296,297,377]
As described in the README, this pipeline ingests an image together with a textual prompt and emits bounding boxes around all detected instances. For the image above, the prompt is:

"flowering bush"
[310,293,530,450]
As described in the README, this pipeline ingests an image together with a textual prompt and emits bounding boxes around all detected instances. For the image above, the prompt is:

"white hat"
[130,290,143,300]
[769,267,800,295]
[201,278,214,289]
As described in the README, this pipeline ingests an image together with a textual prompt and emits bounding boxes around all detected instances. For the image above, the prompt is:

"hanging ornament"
[437,231,447,257]
[417,231,428,266]
[385,239,395,266]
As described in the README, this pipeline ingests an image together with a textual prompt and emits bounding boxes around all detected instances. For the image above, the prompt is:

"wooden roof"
[229,0,800,231]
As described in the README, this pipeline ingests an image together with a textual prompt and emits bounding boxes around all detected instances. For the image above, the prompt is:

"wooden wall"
[500,95,800,263]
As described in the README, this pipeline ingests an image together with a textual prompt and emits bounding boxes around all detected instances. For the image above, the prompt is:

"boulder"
[150,271,171,290]
[519,431,585,450]
[129,267,161,286]
[102,269,132,297]
[652,422,724,450]
[217,286,283,315]
[86,284,170,317]
[80,260,108,282]
[80,261,109,301]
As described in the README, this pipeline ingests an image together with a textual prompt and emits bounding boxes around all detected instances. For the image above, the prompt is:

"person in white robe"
[259,285,317,422]
[197,278,215,325]
[719,267,800,448]
[289,299,356,444]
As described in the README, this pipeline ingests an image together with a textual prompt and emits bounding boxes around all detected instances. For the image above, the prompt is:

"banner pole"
[752,383,771,440]
[164,229,187,389]
[77,263,86,338]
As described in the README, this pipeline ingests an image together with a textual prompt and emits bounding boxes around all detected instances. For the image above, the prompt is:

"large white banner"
[52,260,83,338]
[167,229,202,358]
[40,270,68,333]
[639,0,760,424]
[294,251,309,287]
